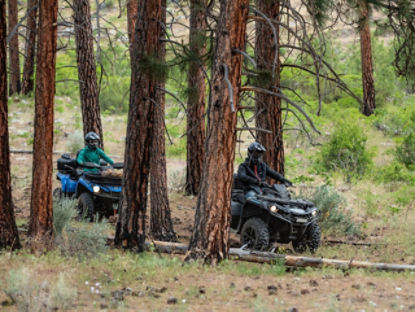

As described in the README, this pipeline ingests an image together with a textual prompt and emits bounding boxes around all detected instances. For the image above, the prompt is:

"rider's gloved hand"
[259,181,267,187]
[283,179,293,187]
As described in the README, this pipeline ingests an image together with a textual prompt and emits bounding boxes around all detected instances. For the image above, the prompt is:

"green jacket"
[77,147,114,172]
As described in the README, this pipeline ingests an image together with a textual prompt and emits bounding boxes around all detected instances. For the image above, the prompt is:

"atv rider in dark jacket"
[77,132,114,172]
[236,142,292,198]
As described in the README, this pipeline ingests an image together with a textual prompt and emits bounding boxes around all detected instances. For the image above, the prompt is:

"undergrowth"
[4,267,76,312]
[301,185,361,237]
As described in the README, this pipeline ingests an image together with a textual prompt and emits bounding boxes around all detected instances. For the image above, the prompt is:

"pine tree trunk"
[150,0,176,242]
[185,0,207,196]
[28,0,58,247]
[126,0,138,56]
[22,0,38,95]
[73,0,104,146]
[0,0,20,250]
[186,0,249,264]
[115,0,162,251]
[359,0,375,116]
[255,0,284,176]
[8,0,21,94]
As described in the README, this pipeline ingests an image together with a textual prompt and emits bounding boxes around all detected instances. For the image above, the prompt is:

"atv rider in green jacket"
[77,132,114,172]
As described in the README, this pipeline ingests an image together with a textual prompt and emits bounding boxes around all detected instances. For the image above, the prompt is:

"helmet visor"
[88,139,100,149]
[250,150,263,162]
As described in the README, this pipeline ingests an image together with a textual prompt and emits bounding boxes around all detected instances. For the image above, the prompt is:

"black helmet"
[85,131,100,150]
[247,142,266,164]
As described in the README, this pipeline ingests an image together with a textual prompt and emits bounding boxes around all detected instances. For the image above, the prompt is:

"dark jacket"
[236,158,287,190]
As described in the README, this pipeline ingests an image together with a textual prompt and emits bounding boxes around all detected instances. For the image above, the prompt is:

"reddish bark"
[0,0,20,250]
[8,0,21,94]
[22,0,38,95]
[186,0,249,263]
[359,0,375,116]
[126,0,138,56]
[255,0,284,177]
[73,0,104,146]
[28,0,58,246]
[115,0,163,251]
[185,0,207,196]
[150,0,176,242]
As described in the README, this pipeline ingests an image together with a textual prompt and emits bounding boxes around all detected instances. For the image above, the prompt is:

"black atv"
[230,177,321,253]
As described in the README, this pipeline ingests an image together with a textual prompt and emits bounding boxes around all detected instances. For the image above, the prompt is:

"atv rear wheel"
[292,222,321,253]
[240,218,270,250]
[78,192,95,222]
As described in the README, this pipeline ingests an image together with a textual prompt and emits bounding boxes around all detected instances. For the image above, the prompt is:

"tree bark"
[186,0,249,264]
[359,0,375,116]
[73,0,104,147]
[150,0,176,242]
[8,0,21,94]
[22,0,38,95]
[28,0,58,247]
[126,0,138,56]
[115,0,163,251]
[255,0,284,177]
[0,0,20,250]
[185,0,207,196]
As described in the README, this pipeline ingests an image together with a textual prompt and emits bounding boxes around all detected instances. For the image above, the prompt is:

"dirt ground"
[6,152,415,312]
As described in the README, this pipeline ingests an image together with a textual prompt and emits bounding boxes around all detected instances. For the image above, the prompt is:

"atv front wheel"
[78,192,95,222]
[53,187,62,199]
[240,218,270,250]
[292,222,321,253]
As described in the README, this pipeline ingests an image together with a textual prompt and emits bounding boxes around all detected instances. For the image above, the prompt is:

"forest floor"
[3,140,415,311]
[2,101,415,311]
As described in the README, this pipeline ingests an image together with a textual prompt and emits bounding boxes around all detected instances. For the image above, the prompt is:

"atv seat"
[57,154,78,174]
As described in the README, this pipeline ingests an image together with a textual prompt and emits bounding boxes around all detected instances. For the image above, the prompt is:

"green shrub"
[374,161,415,183]
[168,168,186,192]
[305,185,360,237]
[99,75,130,113]
[4,267,76,312]
[317,122,373,179]
[65,130,84,155]
[395,131,415,169]
[58,221,109,260]
[53,197,77,235]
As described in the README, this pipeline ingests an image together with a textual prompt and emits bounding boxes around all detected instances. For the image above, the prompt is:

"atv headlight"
[93,185,100,193]
[311,210,317,216]
[270,205,278,213]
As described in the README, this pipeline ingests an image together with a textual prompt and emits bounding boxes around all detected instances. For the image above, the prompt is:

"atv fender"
[76,178,93,197]
[236,201,269,233]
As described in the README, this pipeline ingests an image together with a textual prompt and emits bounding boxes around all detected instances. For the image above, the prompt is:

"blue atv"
[54,153,123,221]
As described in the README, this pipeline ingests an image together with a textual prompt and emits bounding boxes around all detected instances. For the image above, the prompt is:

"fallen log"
[324,239,386,247]
[149,240,415,272]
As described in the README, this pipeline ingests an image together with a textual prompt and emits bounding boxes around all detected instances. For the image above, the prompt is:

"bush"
[58,221,109,260]
[318,122,373,179]
[168,168,186,192]
[53,197,77,235]
[4,267,76,312]
[305,185,360,237]
[374,161,415,183]
[395,131,415,169]
[65,130,84,155]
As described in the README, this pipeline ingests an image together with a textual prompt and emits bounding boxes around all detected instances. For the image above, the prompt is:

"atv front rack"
[256,194,314,209]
